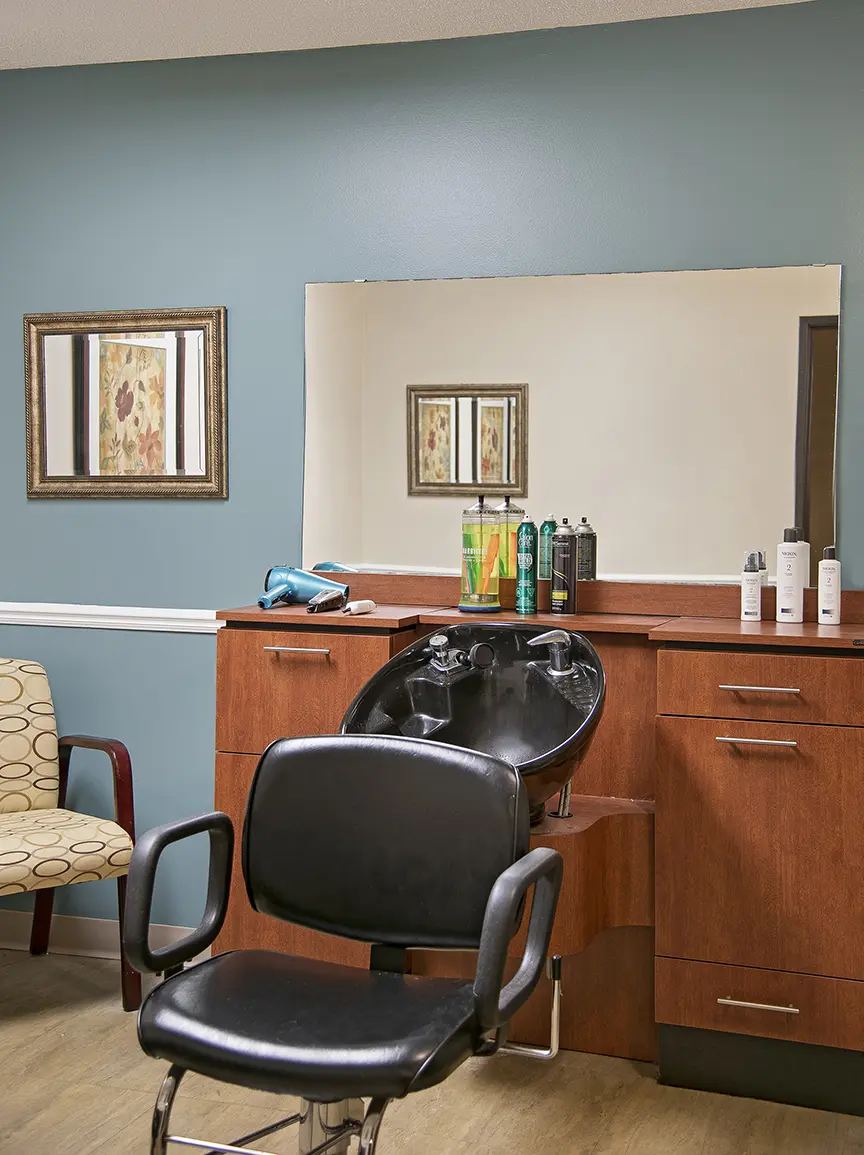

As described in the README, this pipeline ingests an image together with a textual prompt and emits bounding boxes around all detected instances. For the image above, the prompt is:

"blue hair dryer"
[259,567,349,610]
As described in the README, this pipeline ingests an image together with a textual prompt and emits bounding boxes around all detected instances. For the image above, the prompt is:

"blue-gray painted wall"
[1,0,861,923]
[0,627,215,925]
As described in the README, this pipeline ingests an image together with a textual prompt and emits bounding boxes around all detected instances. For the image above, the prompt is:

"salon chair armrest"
[123,812,234,974]
[473,847,563,1032]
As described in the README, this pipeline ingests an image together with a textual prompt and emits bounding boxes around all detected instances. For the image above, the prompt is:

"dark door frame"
[795,315,839,544]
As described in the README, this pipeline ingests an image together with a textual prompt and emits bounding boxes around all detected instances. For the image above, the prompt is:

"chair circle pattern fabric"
[0,658,60,814]
[0,808,133,895]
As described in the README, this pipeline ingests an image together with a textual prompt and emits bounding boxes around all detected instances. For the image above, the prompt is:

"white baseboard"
[0,908,206,961]
[0,602,223,634]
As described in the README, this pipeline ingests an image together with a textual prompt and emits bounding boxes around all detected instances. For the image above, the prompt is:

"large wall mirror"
[25,307,227,497]
[304,267,840,583]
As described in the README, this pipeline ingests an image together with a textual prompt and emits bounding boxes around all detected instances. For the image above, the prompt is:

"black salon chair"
[124,734,563,1155]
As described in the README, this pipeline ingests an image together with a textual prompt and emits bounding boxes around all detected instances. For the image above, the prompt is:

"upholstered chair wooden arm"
[57,735,136,840]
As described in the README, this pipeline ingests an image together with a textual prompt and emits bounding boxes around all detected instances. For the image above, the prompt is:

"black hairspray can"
[551,519,577,614]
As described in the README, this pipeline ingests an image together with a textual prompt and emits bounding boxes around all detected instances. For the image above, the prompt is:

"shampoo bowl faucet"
[429,634,496,675]
[528,630,574,677]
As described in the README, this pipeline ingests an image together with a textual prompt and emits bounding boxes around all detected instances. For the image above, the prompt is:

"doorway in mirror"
[796,316,839,585]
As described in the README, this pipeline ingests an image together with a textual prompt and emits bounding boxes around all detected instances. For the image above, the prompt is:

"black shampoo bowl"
[342,623,606,822]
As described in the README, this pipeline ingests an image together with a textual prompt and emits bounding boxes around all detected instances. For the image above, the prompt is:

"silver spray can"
[576,517,597,581]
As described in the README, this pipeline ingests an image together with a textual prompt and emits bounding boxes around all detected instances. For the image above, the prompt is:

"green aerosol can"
[516,515,538,615]
[538,515,557,581]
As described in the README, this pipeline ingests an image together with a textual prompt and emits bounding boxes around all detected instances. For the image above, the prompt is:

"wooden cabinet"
[213,601,658,1060]
[657,644,864,1052]
[656,957,864,1051]
[657,649,864,726]
[214,613,416,958]
[575,635,658,800]
[216,627,394,754]
[656,715,864,980]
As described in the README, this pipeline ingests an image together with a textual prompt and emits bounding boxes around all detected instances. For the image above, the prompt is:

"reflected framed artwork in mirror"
[407,384,528,496]
[24,306,227,497]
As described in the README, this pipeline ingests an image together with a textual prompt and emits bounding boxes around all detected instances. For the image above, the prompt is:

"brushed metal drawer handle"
[719,685,801,695]
[715,736,798,748]
[263,646,331,656]
[718,997,800,1015]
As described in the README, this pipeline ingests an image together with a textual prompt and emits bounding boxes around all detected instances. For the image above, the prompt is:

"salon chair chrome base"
[151,1069,375,1155]
[125,735,563,1155]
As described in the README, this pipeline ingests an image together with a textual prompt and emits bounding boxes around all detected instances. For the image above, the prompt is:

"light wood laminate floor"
[3,947,864,1154]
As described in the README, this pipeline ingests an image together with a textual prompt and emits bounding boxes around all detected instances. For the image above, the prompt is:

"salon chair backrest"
[243,734,529,950]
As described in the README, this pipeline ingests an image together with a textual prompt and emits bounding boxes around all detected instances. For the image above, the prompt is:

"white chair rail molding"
[0,603,223,634]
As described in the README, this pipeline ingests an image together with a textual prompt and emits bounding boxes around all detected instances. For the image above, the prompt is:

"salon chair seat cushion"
[138,949,480,1100]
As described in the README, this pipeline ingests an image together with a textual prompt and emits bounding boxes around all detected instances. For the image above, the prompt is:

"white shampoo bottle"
[818,546,841,625]
[741,552,762,621]
[776,527,807,624]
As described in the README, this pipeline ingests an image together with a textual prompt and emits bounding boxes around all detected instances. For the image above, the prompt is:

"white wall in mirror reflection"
[304,266,840,581]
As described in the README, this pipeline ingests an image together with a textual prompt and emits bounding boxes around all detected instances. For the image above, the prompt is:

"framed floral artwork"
[416,399,456,484]
[406,384,527,496]
[477,399,507,485]
[95,336,172,476]
[24,306,227,498]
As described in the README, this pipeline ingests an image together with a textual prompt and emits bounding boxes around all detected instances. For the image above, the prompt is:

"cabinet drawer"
[656,957,864,1051]
[656,716,864,979]
[657,649,864,725]
[216,628,393,753]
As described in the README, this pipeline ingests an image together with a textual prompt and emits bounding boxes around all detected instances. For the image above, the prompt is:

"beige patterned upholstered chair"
[0,657,141,1010]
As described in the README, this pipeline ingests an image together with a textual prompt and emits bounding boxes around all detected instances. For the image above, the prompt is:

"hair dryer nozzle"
[258,582,292,609]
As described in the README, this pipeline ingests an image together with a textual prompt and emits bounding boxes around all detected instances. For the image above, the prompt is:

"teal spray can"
[516,515,538,615]
[538,516,557,581]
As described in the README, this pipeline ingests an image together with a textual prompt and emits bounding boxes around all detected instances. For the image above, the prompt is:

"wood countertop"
[218,604,864,648]
[216,603,428,629]
[419,608,673,634]
[650,617,864,650]
[218,603,673,634]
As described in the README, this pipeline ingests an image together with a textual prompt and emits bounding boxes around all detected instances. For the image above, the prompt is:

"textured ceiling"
[0,0,813,71]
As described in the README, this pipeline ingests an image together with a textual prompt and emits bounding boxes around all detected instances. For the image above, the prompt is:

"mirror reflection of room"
[305,266,840,581]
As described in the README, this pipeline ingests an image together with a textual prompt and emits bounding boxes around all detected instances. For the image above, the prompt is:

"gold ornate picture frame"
[406,383,528,497]
[24,306,227,498]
